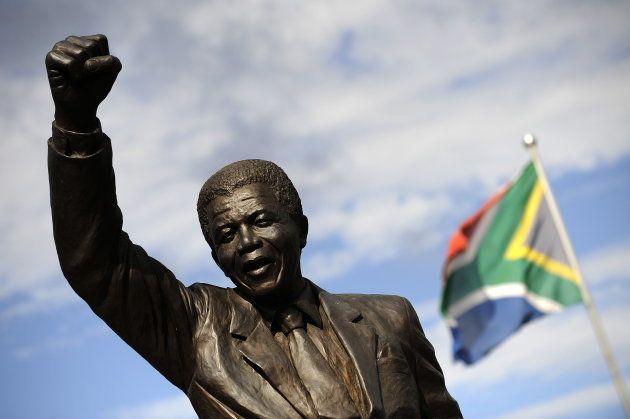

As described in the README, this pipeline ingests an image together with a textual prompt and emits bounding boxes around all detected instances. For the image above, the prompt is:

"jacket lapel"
[318,290,384,418]
[227,289,316,418]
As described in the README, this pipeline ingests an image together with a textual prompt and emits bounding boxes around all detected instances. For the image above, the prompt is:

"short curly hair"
[197,159,303,246]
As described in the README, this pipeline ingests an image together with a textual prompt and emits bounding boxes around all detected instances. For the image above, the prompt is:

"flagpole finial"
[523,133,537,148]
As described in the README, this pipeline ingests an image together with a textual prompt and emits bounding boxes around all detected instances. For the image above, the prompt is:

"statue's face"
[208,183,307,301]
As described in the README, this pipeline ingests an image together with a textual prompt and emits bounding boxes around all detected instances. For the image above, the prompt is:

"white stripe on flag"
[447,283,564,320]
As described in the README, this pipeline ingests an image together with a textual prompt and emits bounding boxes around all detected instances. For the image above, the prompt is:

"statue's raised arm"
[46,35,207,392]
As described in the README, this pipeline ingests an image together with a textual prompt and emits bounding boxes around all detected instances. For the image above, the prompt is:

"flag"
[440,162,583,364]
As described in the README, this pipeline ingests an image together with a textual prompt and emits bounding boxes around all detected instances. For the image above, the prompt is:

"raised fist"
[46,35,121,132]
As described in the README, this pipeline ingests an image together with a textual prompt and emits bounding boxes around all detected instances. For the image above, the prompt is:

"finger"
[84,55,122,75]
[84,34,109,55]
[45,50,79,86]
[66,35,96,52]
[45,49,74,73]
[53,40,88,61]
[65,36,92,47]
[66,35,107,62]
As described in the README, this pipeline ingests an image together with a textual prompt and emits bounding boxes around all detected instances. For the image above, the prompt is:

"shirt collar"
[291,281,323,329]
[245,280,323,330]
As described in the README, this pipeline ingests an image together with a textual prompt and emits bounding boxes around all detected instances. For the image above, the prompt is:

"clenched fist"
[46,34,121,132]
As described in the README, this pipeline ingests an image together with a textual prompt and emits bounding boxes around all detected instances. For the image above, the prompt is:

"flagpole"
[522,133,630,417]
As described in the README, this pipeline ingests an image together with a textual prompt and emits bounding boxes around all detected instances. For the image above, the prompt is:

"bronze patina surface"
[46,34,462,419]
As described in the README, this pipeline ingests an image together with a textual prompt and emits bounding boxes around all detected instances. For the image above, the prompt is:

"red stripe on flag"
[445,185,509,264]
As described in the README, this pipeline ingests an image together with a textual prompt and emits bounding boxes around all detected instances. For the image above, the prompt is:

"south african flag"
[441,162,583,364]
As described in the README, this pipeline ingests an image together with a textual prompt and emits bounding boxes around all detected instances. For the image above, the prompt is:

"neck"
[253,276,307,309]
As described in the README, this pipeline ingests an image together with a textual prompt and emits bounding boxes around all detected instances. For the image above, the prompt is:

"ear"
[211,248,229,278]
[298,215,308,248]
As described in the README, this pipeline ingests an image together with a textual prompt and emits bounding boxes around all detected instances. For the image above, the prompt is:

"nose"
[237,225,262,254]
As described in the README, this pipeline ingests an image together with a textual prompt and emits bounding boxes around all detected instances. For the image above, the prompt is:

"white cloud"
[413,297,441,326]
[2,0,630,316]
[497,381,624,419]
[111,394,196,419]
[581,241,630,285]
[13,323,108,360]
[304,193,449,280]
[0,283,76,322]
[0,77,67,300]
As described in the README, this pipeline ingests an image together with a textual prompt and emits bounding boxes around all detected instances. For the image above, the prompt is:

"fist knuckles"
[46,34,120,79]
[46,34,121,130]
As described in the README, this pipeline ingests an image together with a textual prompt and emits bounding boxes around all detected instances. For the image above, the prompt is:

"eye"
[255,217,273,227]
[254,213,274,227]
[217,227,235,244]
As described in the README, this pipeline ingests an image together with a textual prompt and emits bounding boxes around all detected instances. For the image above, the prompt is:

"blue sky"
[1,0,629,418]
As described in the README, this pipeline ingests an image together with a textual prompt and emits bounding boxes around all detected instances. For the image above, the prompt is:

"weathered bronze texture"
[46,34,462,418]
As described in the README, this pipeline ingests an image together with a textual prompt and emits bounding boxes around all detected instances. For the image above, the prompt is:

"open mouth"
[243,256,275,278]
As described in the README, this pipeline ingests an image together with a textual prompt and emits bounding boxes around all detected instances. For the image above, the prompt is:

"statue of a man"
[46,34,461,419]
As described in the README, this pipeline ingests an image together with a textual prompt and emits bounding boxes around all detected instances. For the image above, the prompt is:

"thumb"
[84,55,122,76]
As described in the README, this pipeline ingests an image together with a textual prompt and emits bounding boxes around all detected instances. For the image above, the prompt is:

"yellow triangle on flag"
[504,180,580,284]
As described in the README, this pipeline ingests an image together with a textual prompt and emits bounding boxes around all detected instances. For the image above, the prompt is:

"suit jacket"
[48,133,462,418]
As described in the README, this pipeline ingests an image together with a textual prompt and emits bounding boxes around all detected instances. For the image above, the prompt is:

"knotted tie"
[276,306,358,419]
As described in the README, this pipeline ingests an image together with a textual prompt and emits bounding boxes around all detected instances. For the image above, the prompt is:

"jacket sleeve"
[402,298,463,419]
[48,130,208,391]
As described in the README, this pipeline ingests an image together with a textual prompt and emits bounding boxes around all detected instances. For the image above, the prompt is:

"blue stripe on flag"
[451,297,545,364]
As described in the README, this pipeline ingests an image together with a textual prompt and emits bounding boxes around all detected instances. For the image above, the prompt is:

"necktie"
[277,306,359,419]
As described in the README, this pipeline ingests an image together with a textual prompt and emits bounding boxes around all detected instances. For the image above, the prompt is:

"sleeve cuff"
[51,119,105,157]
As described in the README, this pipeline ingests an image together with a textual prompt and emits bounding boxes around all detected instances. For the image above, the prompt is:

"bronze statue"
[46,34,462,419]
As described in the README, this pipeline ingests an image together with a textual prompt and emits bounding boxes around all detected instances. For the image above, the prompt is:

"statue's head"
[197,160,308,302]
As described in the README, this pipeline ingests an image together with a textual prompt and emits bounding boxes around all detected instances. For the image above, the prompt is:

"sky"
[1,0,629,418]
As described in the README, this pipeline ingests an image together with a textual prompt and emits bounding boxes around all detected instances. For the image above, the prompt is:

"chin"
[233,273,282,297]
[231,261,302,301]
[241,280,279,296]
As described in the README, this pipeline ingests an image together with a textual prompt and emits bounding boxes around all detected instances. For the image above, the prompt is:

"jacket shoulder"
[335,293,408,308]
[187,282,232,299]
[185,282,232,312]
[188,281,229,294]
[334,293,414,336]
